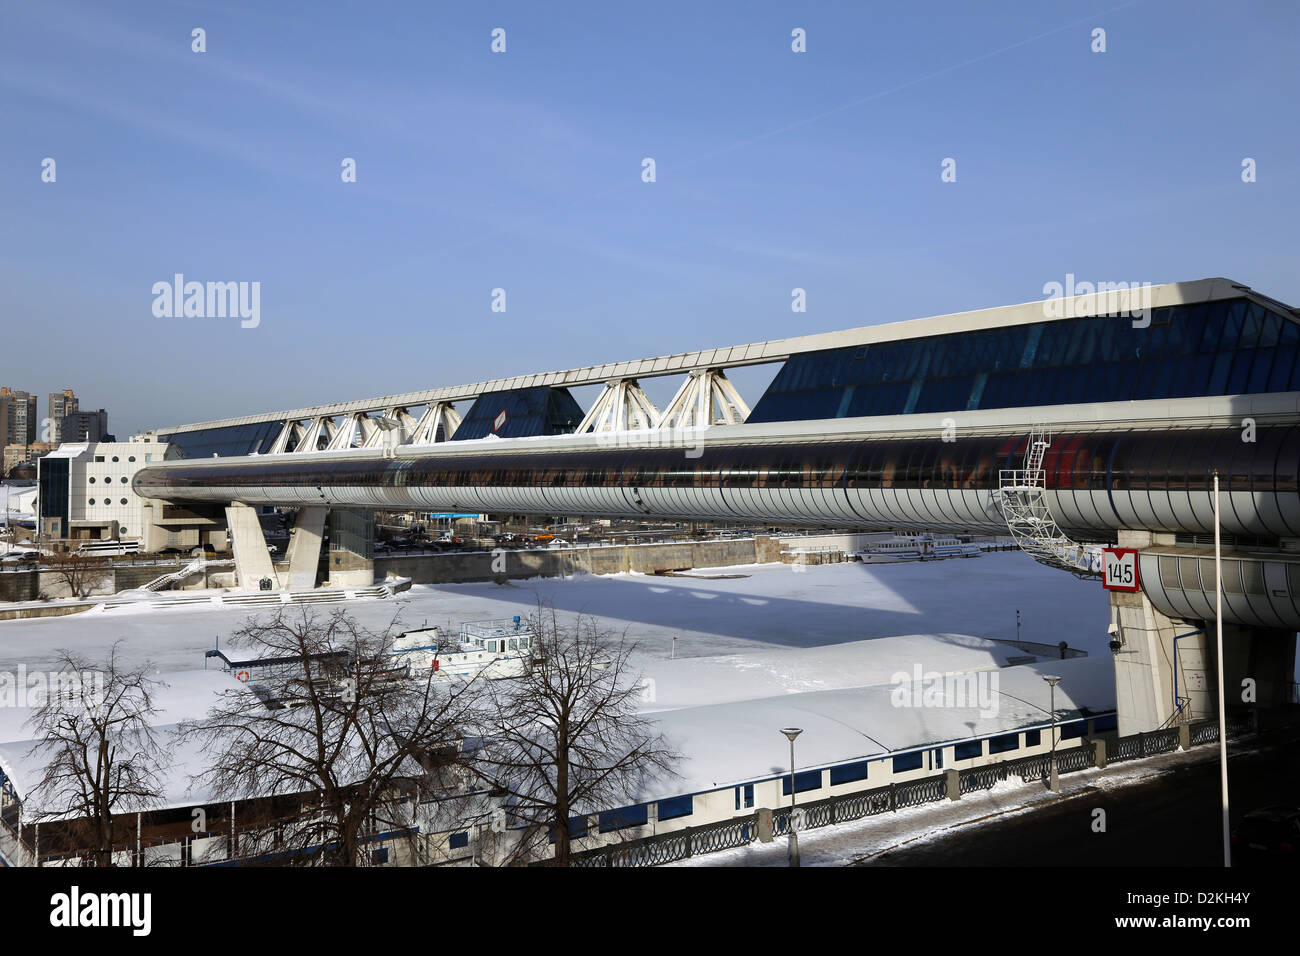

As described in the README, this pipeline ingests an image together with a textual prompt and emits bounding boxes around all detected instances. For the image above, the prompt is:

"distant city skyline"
[2,0,1297,437]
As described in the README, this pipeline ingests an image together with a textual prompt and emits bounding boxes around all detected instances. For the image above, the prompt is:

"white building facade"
[37,441,170,547]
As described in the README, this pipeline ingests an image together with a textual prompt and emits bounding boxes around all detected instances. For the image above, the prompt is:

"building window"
[598,804,649,833]
[548,816,590,843]
[782,769,824,795]
[1060,719,1088,740]
[734,784,754,810]
[449,831,469,850]
[891,751,923,773]
[988,733,1020,754]
[658,795,693,821]
[829,761,870,786]
[954,740,983,760]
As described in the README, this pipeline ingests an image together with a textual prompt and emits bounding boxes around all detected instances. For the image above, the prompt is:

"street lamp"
[780,727,803,867]
[1043,675,1061,792]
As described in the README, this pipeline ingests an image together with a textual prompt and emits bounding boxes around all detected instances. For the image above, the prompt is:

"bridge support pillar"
[224,503,277,592]
[327,508,374,587]
[1111,583,1296,736]
[285,506,326,590]
[1110,586,1216,736]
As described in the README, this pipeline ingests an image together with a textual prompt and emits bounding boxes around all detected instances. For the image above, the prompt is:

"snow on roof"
[0,670,247,815]
[640,655,1114,801]
[41,443,90,460]
[636,632,1070,712]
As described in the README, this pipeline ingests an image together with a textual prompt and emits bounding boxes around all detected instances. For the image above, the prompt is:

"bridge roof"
[148,277,1275,436]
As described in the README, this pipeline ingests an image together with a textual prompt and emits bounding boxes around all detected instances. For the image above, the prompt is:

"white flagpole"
[1213,470,1231,867]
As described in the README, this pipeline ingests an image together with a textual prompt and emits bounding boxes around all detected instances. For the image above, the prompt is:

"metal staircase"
[140,557,233,592]
[995,426,1102,579]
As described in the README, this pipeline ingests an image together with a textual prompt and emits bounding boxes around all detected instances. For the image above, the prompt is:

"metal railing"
[566,716,1258,868]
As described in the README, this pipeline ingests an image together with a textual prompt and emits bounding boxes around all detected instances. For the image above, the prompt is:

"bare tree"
[47,552,109,599]
[24,644,167,866]
[178,607,481,867]
[470,606,678,866]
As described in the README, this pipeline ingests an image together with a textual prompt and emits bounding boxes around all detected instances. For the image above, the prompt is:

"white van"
[74,540,140,557]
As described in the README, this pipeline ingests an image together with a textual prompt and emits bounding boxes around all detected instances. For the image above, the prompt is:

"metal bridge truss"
[264,368,750,452]
[267,402,463,455]
[576,379,660,433]
[656,369,750,429]
[995,426,1102,579]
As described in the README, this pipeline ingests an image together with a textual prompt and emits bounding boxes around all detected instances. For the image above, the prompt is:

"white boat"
[390,616,537,681]
[850,533,983,564]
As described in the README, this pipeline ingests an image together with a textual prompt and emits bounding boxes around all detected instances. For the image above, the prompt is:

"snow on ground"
[0,552,1115,809]
[0,552,1107,680]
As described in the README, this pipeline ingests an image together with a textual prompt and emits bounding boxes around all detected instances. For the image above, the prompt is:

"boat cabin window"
[508,638,518,651]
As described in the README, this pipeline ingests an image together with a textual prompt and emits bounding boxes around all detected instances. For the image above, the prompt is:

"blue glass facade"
[159,422,284,459]
[748,298,1300,423]
[452,386,585,441]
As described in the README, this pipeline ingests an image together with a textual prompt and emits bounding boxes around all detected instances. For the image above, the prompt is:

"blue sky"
[1,0,1297,436]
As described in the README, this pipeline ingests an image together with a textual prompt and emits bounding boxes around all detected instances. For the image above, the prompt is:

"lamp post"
[1043,676,1061,792]
[780,727,803,867]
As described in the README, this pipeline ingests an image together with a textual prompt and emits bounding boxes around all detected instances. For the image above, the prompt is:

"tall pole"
[788,734,798,868]
[1213,471,1231,867]
[1049,681,1057,790]
[789,737,797,815]
[1044,675,1061,792]
[780,727,802,867]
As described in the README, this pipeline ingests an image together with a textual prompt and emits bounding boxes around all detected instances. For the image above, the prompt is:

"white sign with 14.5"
[1101,548,1140,591]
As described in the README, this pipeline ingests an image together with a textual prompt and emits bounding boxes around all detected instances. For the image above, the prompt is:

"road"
[861,728,1300,866]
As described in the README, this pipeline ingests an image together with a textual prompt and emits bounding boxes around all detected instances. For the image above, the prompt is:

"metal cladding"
[133,423,1300,542]
[1139,549,1300,630]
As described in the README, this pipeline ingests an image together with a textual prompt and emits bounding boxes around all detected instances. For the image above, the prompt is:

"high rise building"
[0,388,37,446]
[48,389,78,442]
[60,409,110,444]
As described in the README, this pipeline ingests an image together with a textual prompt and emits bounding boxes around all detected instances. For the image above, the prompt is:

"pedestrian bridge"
[127,276,1300,737]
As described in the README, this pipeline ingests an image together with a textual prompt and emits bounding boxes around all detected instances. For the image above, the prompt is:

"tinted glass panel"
[748,299,1298,423]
